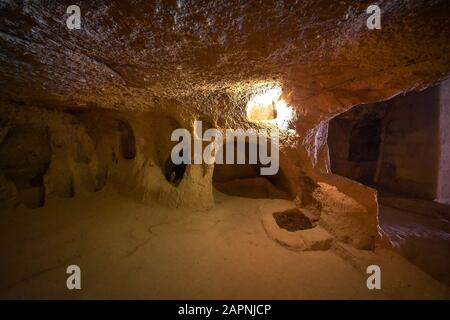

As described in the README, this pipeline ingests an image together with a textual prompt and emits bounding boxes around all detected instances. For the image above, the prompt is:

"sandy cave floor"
[0,187,449,300]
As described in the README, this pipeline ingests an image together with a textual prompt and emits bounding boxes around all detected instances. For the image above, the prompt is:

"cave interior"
[0,0,449,299]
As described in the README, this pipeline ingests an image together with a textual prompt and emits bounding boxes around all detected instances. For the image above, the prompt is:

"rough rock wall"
[437,79,450,204]
[0,105,215,210]
[377,87,440,199]
[0,106,103,207]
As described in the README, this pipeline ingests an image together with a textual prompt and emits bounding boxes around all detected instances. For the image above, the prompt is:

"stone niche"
[0,125,51,208]
[212,141,291,200]
[0,105,214,210]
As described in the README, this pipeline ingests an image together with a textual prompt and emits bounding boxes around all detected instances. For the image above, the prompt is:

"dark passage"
[164,150,186,186]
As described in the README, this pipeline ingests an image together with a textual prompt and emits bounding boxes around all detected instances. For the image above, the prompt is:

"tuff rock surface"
[1,0,449,250]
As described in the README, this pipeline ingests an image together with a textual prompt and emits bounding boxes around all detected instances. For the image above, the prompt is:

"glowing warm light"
[246,88,280,121]
[249,87,282,109]
[246,85,294,130]
[271,99,294,130]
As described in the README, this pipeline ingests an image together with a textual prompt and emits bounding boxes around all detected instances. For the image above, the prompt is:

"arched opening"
[212,140,290,199]
[164,150,187,186]
[118,120,136,160]
[245,85,294,130]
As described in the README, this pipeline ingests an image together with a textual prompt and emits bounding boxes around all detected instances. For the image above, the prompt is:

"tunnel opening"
[348,118,382,163]
[213,140,290,200]
[328,80,450,286]
[164,149,187,186]
[246,87,280,121]
[328,103,386,186]
[118,120,136,160]
[245,85,294,130]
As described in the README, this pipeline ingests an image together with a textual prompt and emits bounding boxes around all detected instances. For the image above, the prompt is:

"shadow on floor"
[378,194,450,286]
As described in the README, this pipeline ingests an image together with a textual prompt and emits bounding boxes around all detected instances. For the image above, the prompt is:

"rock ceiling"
[1,0,449,126]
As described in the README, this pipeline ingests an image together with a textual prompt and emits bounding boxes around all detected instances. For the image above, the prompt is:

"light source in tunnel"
[272,99,294,130]
[246,88,280,121]
[246,86,294,130]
